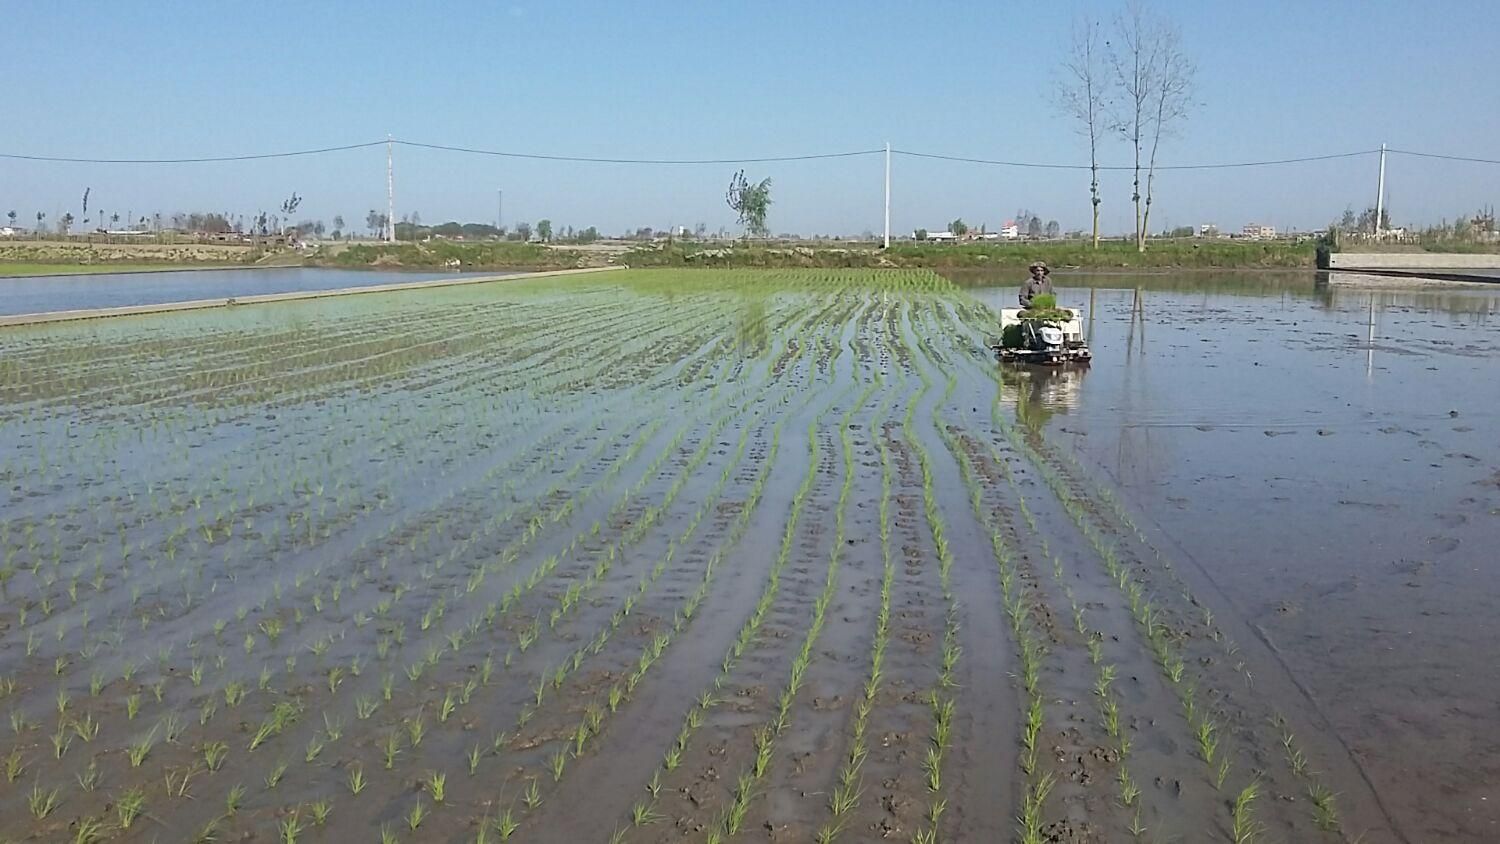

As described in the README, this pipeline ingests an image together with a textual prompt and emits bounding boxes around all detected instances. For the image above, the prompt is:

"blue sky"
[2,0,1497,236]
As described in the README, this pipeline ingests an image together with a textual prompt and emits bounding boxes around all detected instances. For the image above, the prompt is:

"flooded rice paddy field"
[0,269,1494,842]
[0,267,509,317]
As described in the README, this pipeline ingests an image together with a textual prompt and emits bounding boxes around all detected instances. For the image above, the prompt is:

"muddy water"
[958,269,1500,842]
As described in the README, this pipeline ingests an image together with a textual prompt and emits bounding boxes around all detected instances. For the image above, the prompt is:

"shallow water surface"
[963,270,1500,841]
[0,266,510,315]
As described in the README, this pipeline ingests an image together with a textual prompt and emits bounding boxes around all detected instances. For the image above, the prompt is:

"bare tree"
[1057,17,1109,248]
[1108,2,1195,252]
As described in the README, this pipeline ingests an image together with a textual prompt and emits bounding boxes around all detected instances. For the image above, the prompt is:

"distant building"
[999,221,1020,240]
[926,230,959,242]
[0,226,25,237]
[1241,224,1276,239]
[1198,224,1220,237]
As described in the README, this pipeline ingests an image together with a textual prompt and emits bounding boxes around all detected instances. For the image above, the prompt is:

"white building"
[924,230,959,242]
[1241,224,1276,240]
[999,222,1020,240]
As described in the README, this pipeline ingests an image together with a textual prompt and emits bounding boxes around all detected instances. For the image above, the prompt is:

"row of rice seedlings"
[1271,714,1344,835]
[7,398,534,722]
[489,300,836,840]
[212,319,810,840]
[149,399,719,835]
[899,366,963,844]
[704,379,874,843]
[586,388,822,843]
[24,383,685,839]
[813,369,901,844]
[501,379,798,793]
[929,328,1269,840]
[901,299,1059,842]
[10,289,702,647]
[394,354,795,738]
[957,394,1153,839]
[620,388,849,841]
[932,395,1058,844]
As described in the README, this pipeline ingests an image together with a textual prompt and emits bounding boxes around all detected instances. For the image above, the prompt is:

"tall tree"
[1057,17,1108,248]
[1109,1,1196,252]
[6,211,15,227]
[366,210,381,238]
[536,219,552,242]
[1045,220,1061,239]
[514,221,533,241]
[725,170,773,238]
[949,218,969,237]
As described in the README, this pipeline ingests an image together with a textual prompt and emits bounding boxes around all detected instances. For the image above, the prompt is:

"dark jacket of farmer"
[1018,263,1053,308]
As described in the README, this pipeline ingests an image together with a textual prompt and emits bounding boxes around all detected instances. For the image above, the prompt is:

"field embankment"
[314,240,591,270]
[0,240,259,273]
[624,238,1318,269]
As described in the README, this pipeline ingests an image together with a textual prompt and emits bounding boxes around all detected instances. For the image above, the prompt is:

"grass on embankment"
[623,238,1318,270]
[315,241,584,270]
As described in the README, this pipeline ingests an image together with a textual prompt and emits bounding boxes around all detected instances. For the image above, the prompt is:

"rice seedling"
[164,764,198,797]
[226,782,246,814]
[279,808,305,843]
[116,786,146,827]
[522,777,542,809]
[1308,782,1340,830]
[72,814,108,844]
[426,770,447,803]
[495,806,520,839]
[29,781,61,818]
[1231,779,1263,843]
[1195,716,1220,765]
[128,724,159,767]
[203,740,229,771]
[383,730,403,769]
[407,800,428,830]
[76,756,100,791]
[266,760,288,788]
[310,798,333,825]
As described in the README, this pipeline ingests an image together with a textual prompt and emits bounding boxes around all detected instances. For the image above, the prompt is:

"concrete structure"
[1241,224,1276,239]
[999,222,1020,240]
[1327,252,1500,283]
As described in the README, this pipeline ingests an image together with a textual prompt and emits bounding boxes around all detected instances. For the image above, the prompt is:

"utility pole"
[386,135,396,243]
[883,142,891,249]
[1374,142,1387,236]
[497,189,503,234]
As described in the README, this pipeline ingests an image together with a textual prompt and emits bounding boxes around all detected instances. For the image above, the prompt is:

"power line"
[1,140,1495,170]
[1387,148,1500,166]
[392,139,886,164]
[0,141,386,164]
[892,148,1382,171]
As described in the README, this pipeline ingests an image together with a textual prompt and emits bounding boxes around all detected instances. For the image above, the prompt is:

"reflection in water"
[1000,364,1087,431]
[1125,287,1147,356]
[733,292,770,358]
